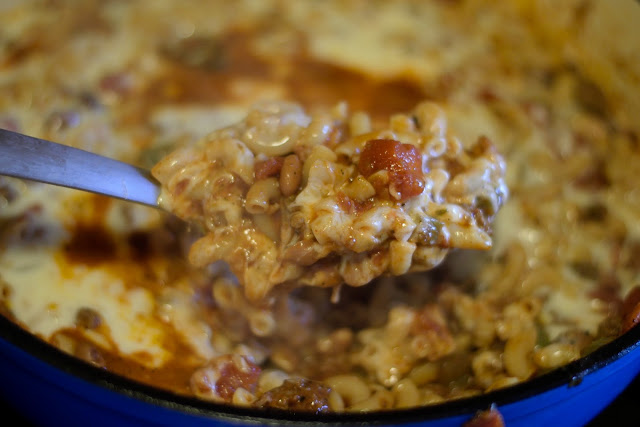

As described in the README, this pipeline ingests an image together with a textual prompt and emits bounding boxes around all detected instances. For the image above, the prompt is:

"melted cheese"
[1,247,171,367]
[544,290,605,339]
[1,187,176,367]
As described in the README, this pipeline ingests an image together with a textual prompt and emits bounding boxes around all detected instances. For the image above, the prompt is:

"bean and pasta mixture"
[1,0,640,414]
[152,101,507,300]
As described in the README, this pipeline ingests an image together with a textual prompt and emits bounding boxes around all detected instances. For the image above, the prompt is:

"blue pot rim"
[2,312,640,426]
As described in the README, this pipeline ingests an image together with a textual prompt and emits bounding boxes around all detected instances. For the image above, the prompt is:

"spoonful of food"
[0,100,508,301]
[0,128,161,209]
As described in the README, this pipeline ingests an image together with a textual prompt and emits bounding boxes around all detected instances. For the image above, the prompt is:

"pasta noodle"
[153,100,508,300]
[325,375,371,407]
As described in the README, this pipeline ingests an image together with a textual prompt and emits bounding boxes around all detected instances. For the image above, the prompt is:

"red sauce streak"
[64,225,117,265]
[138,30,426,127]
[358,139,425,201]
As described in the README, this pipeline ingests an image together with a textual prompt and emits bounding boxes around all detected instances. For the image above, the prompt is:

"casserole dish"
[2,296,640,426]
[1,1,640,425]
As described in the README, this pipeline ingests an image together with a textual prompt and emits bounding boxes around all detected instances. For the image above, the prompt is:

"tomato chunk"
[358,139,425,201]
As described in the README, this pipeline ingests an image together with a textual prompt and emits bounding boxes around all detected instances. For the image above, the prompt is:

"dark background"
[588,373,640,426]
[0,373,638,426]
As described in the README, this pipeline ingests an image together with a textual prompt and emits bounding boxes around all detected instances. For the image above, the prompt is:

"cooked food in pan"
[152,101,507,300]
[1,0,640,413]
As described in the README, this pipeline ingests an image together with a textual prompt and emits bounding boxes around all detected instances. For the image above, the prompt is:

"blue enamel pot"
[1,312,639,426]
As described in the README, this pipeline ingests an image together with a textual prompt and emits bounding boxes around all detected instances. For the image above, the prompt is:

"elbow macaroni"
[152,101,508,300]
